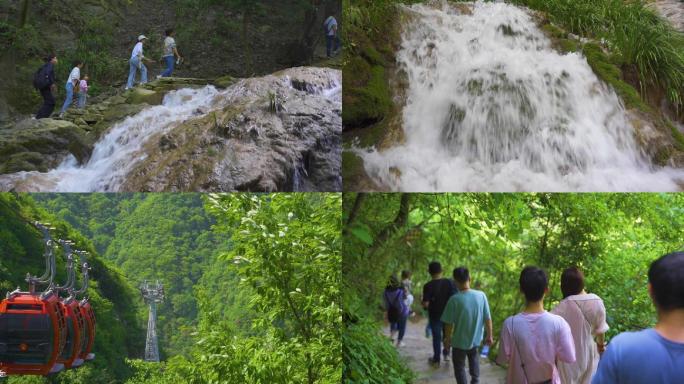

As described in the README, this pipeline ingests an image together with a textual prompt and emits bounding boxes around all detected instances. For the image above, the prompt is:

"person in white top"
[551,267,608,384]
[126,35,153,90]
[497,266,576,384]
[59,60,83,117]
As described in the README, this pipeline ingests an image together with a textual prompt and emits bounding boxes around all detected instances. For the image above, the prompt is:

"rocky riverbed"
[0,66,341,192]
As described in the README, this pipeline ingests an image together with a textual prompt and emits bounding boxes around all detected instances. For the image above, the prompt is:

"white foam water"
[359,1,684,191]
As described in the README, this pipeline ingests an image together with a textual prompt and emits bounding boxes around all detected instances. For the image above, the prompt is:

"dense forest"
[1,193,342,383]
[0,0,342,119]
[342,193,684,382]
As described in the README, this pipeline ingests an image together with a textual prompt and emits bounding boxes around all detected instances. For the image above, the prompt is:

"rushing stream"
[359,1,684,191]
[0,69,342,192]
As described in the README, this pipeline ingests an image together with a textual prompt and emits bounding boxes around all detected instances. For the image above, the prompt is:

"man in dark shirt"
[36,54,58,119]
[422,261,457,366]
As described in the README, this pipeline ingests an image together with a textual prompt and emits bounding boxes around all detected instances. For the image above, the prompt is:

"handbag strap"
[511,314,553,384]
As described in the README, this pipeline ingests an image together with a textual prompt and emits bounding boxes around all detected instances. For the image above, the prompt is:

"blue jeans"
[60,82,74,114]
[453,347,479,384]
[161,55,174,77]
[78,92,87,108]
[127,57,148,89]
[326,35,340,57]
[428,319,444,362]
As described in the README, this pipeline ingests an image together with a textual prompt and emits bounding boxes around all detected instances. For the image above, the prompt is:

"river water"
[359,1,684,192]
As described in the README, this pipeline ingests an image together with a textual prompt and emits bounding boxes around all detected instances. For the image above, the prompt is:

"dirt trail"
[385,317,506,384]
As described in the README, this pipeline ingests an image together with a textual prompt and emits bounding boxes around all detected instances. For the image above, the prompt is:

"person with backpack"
[59,60,83,117]
[497,266,576,384]
[384,274,409,347]
[126,35,153,90]
[34,54,58,119]
[160,28,182,78]
[323,14,339,58]
[552,267,608,384]
[593,252,684,384]
[422,261,457,366]
[442,267,493,384]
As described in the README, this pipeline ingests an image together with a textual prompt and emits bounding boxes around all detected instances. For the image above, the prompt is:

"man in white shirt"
[160,28,182,78]
[126,35,152,90]
[324,15,339,58]
[59,60,83,117]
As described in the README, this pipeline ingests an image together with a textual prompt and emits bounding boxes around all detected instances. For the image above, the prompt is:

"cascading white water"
[0,68,342,192]
[0,86,225,192]
[359,1,684,191]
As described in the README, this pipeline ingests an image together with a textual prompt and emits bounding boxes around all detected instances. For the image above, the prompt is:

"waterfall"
[359,1,684,191]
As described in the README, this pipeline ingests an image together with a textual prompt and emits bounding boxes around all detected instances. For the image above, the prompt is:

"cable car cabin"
[57,299,86,369]
[0,293,67,375]
[78,300,95,362]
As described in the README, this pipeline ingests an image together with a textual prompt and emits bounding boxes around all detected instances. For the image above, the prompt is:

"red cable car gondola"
[0,223,68,376]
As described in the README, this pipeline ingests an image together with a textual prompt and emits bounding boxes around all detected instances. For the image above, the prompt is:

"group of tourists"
[33,28,183,119]
[383,251,684,384]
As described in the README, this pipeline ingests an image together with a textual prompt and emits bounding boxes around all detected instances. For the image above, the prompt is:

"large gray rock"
[0,119,92,174]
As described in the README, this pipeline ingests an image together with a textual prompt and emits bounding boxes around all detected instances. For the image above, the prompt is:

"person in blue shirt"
[592,251,684,384]
[442,267,493,384]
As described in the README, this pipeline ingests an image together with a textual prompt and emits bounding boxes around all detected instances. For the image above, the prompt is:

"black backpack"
[33,64,51,90]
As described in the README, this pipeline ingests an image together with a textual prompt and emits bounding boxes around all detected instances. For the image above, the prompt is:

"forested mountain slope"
[0,193,144,383]
[33,194,232,357]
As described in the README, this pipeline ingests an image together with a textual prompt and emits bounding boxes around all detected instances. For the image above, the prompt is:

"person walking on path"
[324,15,339,58]
[59,60,83,117]
[34,54,58,119]
[126,35,152,90]
[384,275,409,347]
[442,267,493,384]
[160,28,182,78]
[422,261,457,366]
[402,270,414,315]
[552,267,608,384]
[77,75,89,109]
[497,266,576,384]
[592,252,684,384]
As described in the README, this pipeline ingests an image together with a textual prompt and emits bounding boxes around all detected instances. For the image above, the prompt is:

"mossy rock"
[342,65,391,129]
[102,103,145,122]
[0,119,92,173]
[126,88,164,105]
[542,23,565,39]
[213,75,237,89]
[558,39,578,53]
[582,43,651,113]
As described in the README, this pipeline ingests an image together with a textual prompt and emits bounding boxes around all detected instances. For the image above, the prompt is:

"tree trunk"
[19,0,30,28]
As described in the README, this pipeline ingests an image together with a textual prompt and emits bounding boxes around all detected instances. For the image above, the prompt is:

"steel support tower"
[140,280,164,362]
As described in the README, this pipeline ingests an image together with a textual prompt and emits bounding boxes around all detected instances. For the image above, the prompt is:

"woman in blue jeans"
[126,35,153,90]
[59,60,83,117]
[160,28,182,77]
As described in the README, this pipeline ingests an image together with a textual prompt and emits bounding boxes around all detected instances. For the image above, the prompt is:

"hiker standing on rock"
[34,54,58,119]
[324,14,339,58]
[160,28,182,78]
[126,35,153,90]
[59,60,83,117]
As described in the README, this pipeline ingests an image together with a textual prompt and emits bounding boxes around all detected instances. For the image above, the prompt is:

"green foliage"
[512,0,684,111]
[34,194,231,358]
[343,193,684,377]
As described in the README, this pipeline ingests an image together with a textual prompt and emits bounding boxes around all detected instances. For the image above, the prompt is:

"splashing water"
[359,1,684,191]
[0,68,341,192]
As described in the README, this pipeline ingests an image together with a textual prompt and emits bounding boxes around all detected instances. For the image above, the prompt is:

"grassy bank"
[513,0,684,116]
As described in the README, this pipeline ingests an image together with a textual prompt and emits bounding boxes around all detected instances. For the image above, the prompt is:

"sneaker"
[428,358,440,367]
[397,341,405,348]
[443,354,450,362]
[156,75,162,79]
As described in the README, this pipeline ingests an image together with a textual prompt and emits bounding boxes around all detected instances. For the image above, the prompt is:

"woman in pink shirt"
[497,266,576,384]
[552,267,609,384]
